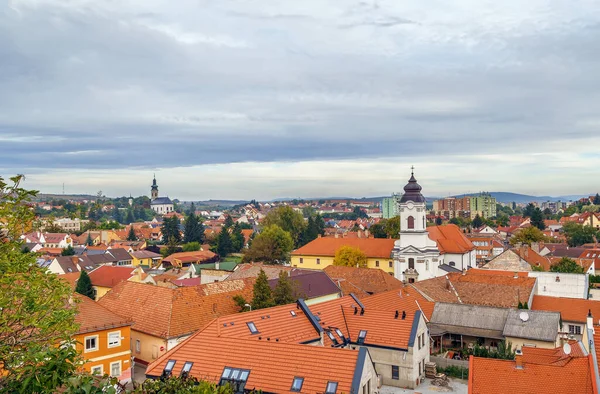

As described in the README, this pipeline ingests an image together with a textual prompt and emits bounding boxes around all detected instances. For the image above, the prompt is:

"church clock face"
[406,202,414,210]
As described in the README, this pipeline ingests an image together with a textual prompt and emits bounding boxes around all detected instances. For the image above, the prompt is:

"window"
[247,322,259,334]
[135,339,141,353]
[108,331,121,348]
[391,365,399,380]
[219,367,250,393]
[335,328,346,342]
[180,362,193,378]
[408,258,415,269]
[325,381,338,394]
[418,334,421,349]
[426,260,429,270]
[407,216,415,229]
[91,365,103,375]
[419,360,422,375]
[389,261,393,268]
[449,261,456,267]
[326,331,338,345]
[110,361,121,377]
[569,325,582,335]
[291,377,304,392]
[85,335,98,352]
[299,258,303,264]
[290,310,297,317]
[357,330,367,344]
[375,260,379,267]
[163,360,176,378]
[317,258,321,265]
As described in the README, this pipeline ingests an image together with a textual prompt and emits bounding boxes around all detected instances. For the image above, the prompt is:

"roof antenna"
[394,311,399,319]
[354,307,358,315]
[402,311,406,320]
[360,308,364,316]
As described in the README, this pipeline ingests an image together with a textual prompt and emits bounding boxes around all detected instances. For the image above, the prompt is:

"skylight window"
[290,311,297,317]
[335,328,346,341]
[357,330,367,344]
[325,381,338,394]
[219,367,250,393]
[291,377,304,392]
[246,322,258,334]
[326,331,339,345]
[162,359,176,378]
[180,362,193,378]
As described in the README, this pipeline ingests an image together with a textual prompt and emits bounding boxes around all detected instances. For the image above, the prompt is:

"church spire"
[400,168,425,203]
[151,174,159,200]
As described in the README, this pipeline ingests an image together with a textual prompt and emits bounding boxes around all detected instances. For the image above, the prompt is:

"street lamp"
[244,303,252,311]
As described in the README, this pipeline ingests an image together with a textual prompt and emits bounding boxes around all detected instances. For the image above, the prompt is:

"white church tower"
[393,169,442,283]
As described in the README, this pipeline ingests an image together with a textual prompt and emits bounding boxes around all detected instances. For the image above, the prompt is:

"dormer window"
[246,322,258,334]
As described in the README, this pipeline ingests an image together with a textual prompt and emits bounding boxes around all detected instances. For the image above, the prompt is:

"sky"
[1,0,599,201]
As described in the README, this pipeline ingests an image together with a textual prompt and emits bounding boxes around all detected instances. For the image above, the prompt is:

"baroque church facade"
[150,175,174,215]
[393,171,476,283]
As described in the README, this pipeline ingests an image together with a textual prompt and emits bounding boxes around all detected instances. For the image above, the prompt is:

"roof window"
[357,330,367,344]
[291,376,304,392]
[335,328,346,341]
[180,361,193,378]
[162,359,176,378]
[290,310,297,317]
[219,367,250,393]
[325,381,338,394]
[246,322,258,334]
[326,331,339,345]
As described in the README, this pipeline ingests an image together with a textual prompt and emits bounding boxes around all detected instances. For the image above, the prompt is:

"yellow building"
[291,237,396,274]
[89,266,136,300]
[73,295,132,382]
[130,250,163,267]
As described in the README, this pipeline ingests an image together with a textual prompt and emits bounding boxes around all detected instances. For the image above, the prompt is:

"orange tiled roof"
[291,237,395,259]
[323,265,404,297]
[361,287,435,321]
[97,280,254,338]
[88,266,135,288]
[162,250,217,266]
[58,272,81,289]
[426,224,475,254]
[412,270,535,308]
[514,246,552,271]
[468,347,597,394]
[531,295,600,324]
[145,329,361,394]
[74,294,131,334]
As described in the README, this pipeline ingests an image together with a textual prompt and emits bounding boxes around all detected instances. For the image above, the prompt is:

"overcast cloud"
[1,0,599,200]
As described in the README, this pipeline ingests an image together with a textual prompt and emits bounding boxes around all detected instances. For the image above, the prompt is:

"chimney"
[445,276,451,291]
[462,269,466,276]
[215,261,220,270]
[513,272,519,279]
[515,349,523,369]
[357,230,362,238]
[588,309,594,332]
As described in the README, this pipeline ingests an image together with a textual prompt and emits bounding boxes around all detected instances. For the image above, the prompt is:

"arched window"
[409,258,415,269]
[407,216,415,229]
[449,261,456,267]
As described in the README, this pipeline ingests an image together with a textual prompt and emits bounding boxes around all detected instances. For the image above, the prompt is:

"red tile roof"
[74,294,131,334]
[88,266,135,288]
[468,346,597,394]
[531,295,600,324]
[291,237,395,259]
[58,272,81,289]
[426,224,474,254]
[97,280,254,338]
[162,250,217,266]
[323,265,404,297]
[361,287,435,321]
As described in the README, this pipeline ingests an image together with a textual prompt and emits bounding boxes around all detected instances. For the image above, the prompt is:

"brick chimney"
[515,349,523,369]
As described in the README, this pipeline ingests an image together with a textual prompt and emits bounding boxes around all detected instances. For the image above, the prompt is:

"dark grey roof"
[439,264,461,273]
[151,197,173,205]
[106,248,133,262]
[430,303,509,332]
[399,173,426,203]
[268,271,340,300]
[54,256,80,274]
[502,309,560,342]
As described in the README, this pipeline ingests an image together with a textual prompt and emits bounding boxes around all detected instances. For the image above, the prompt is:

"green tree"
[252,269,275,310]
[333,245,368,268]
[184,203,205,244]
[223,214,234,229]
[384,216,401,238]
[0,175,81,393]
[472,214,483,228]
[161,216,182,244]
[370,223,387,238]
[435,217,443,226]
[301,214,325,245]
[242,225,294,264]
[231,223,245,252]
[495,215,509,227]
[594,194,600,205]
[161,237,180,258]
[530,208,546,230]
[216,228,233,256]
[111,206,123,224]
[127,225,137,241]
[263,206,306,248]
[562,222,599,247]
[273,270,295,305]
[62,245,76,256]
[550,257,584,274]
[523,203,536,218]
[182,241,201,252]
[86,231,94,246]
[75,270,95,299]
[126,209,135,224]
[509,226,550,246]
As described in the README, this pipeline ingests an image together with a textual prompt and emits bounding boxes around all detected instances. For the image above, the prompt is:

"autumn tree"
[0,175,81,393]
[75,270,95,300]
[252,269,275,310]
[242,225,294,264]
[333,245,368,268]
[273,270,295,305]
[509,226,550,246]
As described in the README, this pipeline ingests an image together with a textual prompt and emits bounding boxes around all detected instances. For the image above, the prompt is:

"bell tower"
[151,174,159,201]
[399,167,427,236]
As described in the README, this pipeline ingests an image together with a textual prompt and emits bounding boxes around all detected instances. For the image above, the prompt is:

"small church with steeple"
[392,169,476,283]
[150,175,174,215]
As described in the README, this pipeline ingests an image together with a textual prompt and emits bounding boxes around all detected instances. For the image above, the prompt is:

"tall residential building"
[382,194,400,219]
[469,193,497,219]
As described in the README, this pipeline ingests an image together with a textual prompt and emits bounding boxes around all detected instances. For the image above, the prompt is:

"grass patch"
[437,365,469,379]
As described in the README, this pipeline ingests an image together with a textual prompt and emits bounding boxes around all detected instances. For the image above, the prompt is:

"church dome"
[400,171,426,203]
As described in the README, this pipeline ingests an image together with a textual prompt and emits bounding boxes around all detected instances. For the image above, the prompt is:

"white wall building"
[149,176,174,215]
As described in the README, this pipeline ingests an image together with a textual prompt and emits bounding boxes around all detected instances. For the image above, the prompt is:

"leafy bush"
[438,365,469,379]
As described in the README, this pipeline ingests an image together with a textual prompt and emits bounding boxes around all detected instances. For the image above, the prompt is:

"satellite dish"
[519,311,530,322]
[563,343,572,355]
